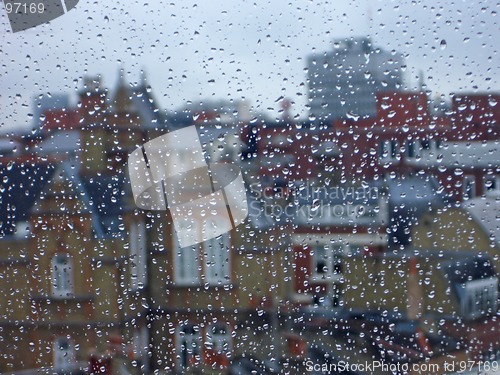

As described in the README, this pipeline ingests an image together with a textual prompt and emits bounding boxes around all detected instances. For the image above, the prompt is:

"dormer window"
[444,256,498,320]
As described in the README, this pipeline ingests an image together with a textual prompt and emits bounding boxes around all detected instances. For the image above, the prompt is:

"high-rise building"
[307,37,405,121]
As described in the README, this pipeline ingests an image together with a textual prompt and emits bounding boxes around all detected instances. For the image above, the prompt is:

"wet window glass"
[0,0,499,374]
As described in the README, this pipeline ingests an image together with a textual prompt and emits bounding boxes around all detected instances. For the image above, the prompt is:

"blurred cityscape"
[0,37,499,374]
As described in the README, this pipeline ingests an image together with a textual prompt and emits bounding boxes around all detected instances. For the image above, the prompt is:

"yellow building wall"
[343,255,457,316]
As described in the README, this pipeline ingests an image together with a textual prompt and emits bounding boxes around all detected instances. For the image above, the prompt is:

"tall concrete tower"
[307,37,405,122]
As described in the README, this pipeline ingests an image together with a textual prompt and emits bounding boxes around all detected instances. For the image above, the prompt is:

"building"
[410,195,500,359]
[0,73,160,373]
[290,184,389,309]
[249,91,500,246]
[31,92,70,130]
[1,66,499,373]
[412,195,500,276]
[0,72,294,374]
[307,37,405,121]
[144,194,290,373]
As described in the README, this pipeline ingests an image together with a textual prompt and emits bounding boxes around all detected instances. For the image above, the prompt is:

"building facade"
[307,37,405,121]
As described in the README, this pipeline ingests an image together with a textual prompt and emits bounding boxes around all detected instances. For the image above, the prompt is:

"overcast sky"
[0,0,498,133]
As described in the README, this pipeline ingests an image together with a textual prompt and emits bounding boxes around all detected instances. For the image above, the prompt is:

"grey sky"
[0,0,498,133]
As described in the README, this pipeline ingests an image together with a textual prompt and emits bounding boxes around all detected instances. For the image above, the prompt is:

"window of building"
[177,324,201,370]
[406,140,417,159]
[379,140,399,160]
[463,175,476,200]
[390,140,399,158]
[132,326,149,372]
[129,219,147,291]
[331,283,344,309]
[484,175,499,193]
[203,222,230,284]
[312,244,344,279]
[206,323,231,355]
[406,139,441,159]
[174,222,201,285]
[53,337,75,369]
[51,254,73,298]
[460,277,499,320]
[379,140,390,159]
[415,138,443,155]
[420,139,431,150]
